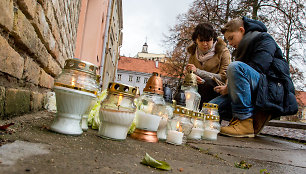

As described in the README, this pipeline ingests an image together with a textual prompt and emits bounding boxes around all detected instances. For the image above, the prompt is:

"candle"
[135,110,161,131]
[99,109,135,140]
[188,127,204,140]
[202,129,218,140]
[166,130,183,145]
[157,117,168,140]
[166,121,184,145]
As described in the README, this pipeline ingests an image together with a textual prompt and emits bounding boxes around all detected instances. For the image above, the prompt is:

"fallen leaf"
[140,153,171,171]
[0,123,14,130]
[234,160,252,169]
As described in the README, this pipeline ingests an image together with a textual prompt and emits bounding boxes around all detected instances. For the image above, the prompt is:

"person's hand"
[186,64,197,72]
[214,85,228,95]
[196,75,205,84]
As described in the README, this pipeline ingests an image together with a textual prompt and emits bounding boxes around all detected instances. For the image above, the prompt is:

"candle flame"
[186,93,190,100]
[176,121,182,132]
[71,77,76,87]
[117,95,123,106]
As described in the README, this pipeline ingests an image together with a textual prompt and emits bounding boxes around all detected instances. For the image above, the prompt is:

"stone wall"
[0,0,81,119]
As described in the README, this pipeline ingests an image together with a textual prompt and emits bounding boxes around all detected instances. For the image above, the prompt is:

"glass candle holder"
[134,92,166,131]
[188,112,205,140]
[98,82,138,140]
[203,114,220,141]
[131,72,166,143]
[51,58,99,135]
[201,103,219,116]
[182,71,201,111]
[167,106,193,145]
[156,84,174,141]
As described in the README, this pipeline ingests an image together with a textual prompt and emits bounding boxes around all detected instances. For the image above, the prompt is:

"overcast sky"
[120,0,194,57]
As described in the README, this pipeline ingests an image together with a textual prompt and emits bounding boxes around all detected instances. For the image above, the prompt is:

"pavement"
[0,110,305,174]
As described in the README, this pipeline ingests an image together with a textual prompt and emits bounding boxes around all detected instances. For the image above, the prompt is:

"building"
[75,0,123,90]
[135,42,167,63]
[116,56,171,94]
[0,0,122,118]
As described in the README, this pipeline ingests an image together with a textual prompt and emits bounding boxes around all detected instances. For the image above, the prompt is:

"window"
[144,78,148,84]
[117,74,121,81]
[136,76,140,83]
[129,75,133,82]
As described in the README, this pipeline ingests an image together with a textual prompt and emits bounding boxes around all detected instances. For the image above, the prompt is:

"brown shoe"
[220,118,255,138]
[253,110,271,135]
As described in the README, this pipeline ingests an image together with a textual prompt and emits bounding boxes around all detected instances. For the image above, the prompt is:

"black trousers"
[198,78,220,111]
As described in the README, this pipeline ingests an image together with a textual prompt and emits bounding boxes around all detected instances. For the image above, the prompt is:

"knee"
[227,61,245,75]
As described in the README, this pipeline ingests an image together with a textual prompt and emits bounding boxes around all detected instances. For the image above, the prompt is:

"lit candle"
[203,123,219,141]
[135,110,161,131]
[202,129,218,140]
[166,122,183,145]
[99,109,135,140]
[188,127,204,140]
[117,94,123,110]
[71,77,76,87]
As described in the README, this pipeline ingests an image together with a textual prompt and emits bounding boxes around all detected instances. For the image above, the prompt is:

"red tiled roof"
[117,56,169,77]
[296,91,306,106]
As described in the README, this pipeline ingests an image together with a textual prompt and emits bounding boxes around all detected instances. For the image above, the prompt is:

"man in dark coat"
[210,16,298,137]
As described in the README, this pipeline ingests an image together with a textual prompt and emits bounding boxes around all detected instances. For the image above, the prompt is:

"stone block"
[4,88,31,117]
[33,4,59,59]
[12,9,49,68]
[0,35,24,79]
[17,0,37,19]
[57,53,65,68]
[0,0,14,31]
[39,69,54,89]
[46,54,62,77]
[0,86,5,118]
[31,91,44,111]
[23,57,40,85]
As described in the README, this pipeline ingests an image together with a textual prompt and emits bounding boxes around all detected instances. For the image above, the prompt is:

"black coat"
[237,17,298,118]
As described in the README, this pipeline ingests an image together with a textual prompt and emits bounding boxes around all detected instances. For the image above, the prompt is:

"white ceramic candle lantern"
[98,82,138,140]
[182,71,201,111]
[188,111,205,140]
[167,105,193,145]
[51,58,99,135]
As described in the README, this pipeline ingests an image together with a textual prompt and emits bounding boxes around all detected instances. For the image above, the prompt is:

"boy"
[210,17,297,137]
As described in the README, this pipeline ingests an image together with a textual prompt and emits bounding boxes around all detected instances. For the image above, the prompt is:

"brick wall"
[0,0,81,119]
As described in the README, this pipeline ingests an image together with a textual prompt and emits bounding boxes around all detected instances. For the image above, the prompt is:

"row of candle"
[49,61,220,146]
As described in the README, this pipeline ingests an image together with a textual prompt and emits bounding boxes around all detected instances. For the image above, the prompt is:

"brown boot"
[253,110,271,135]
[220,118,255,138]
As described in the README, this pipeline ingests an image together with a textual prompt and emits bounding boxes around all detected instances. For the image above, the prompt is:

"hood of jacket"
[187,37,227,56]
[243,16,267,33]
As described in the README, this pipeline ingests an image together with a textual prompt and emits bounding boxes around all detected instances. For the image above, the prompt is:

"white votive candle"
[166,130,184,145]
[135,111,161,131]
[203,129,219,141]
[99,109,135,140]
[188,127,204,140]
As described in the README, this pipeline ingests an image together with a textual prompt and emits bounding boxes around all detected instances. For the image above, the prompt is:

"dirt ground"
[0,110,305,174]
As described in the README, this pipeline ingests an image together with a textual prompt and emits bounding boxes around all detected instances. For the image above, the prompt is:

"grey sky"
[120,0,194,57]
